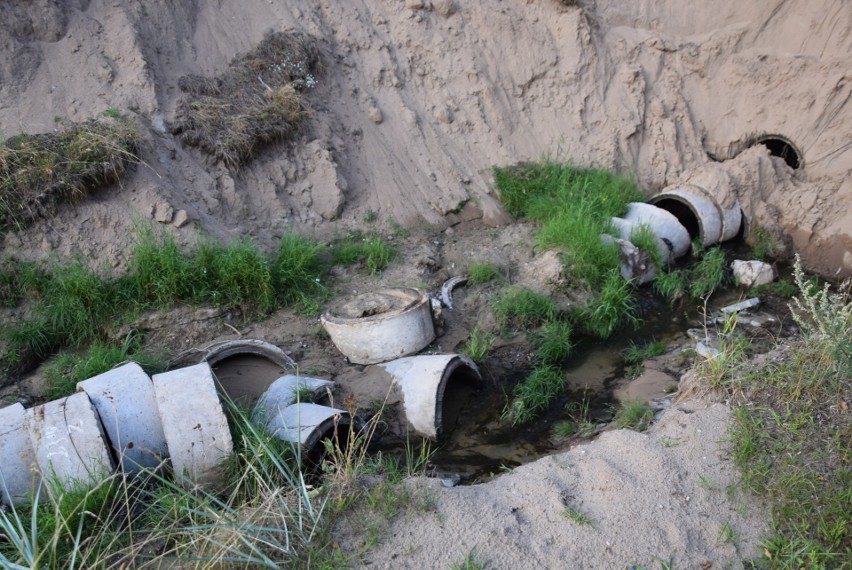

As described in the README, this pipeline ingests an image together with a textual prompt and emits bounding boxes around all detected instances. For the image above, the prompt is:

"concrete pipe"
[600,234,657,285]
[263,402,356,464]
[0,403,40,506]
[622,202,691,258]
[77,363,168,475]
[380,354,481,439]
[650,184,743,246]
[200,338,297,370]
[610,216,673,265]
[24,392,115,494]
[252,374,335,425]
[321,288,436,365]
[152,363,233,487]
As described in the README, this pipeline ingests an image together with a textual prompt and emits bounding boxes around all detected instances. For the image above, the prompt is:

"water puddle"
[212,354,287,407]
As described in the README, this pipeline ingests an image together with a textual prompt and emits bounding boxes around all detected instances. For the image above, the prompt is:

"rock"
[731,260,775,288]
[433,0,457,17]
[720,297,761,314]
[695,341,719,359]
[435,108,454,124]
[439,473,461,488]
[154,202,174,224]
[173,209,189,227]
[406,0,425,8]
[367,105,383,124]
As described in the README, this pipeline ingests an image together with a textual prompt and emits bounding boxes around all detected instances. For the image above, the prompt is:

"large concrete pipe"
[199,338,297,370]
[380,354,481,439]
[152,363,233,487]
[0,403,39,506]
[650,163,744,249]
[321,288,436,365]
[77,363,168,474]
[24,392,115,495]
[252,374,335,424]
[622,202,691,258]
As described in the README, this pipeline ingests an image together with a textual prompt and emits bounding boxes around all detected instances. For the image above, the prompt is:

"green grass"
[714,257,851,566]
[629,223,664,270]
[613,399,655,432]
[653,269,687,304]
[503,366,565,425]
[688,246,726,298]
[562,508,593,526]
[493,160,641,289]
[0,116,138,231]
[43,334,166,400]
[0,228,333,380]
[577,268,639,338]
[453,550,488,570]
[331,232,395,274]
[533,318,574,366]
[493,288,556,329]
[748,226,785,261]
[621,340,667,365]
[554,395,597,439]
[462,326,495,364]
[752,278,798,299]
[468,261,499,286]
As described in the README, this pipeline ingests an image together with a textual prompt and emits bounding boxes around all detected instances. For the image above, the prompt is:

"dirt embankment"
[1,0,850,276]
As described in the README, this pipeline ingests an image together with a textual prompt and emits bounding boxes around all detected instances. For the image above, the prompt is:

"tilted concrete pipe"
[379,354,481,439]
[622,202,692,258]
[77,362,169,474]
[649,183,743,247]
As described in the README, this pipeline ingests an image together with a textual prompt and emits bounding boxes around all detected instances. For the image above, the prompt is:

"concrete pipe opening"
[321,288,436,365]
[381,354,482,439]
[264,403,360,467]
[752,135,802,170]
[200,339,296,406]
[649,186,742,248]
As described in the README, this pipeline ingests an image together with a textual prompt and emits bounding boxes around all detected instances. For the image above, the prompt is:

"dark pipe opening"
[652,198,700,240]
[305,420,356,469]
[752,136,801,169]
[439,367,481,436]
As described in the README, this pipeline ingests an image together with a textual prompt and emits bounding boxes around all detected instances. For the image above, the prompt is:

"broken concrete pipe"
[199,338,297,370]
[252,375,361,465]
[379,354,481,439]
[649,184,743,248]
[321,288,436,365]
[77,362,169,475]
[622,202,692,259]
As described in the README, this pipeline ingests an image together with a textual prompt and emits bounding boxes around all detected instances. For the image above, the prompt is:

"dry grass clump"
[172,31,321,169]
[0,116,138,230]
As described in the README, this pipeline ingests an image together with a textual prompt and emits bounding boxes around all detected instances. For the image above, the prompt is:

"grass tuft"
[613,399,655,432]
[493,288,556,329]
[0,116,138,231]
[621,340,666,365]
[533,319,574,366]
[462,326,495,364]
[578,268,638,338]
[331,232,396,275]
[468,261,499,286]
[172,31,320,169]
[503,366,565,425]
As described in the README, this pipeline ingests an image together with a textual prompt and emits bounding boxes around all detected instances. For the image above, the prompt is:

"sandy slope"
[0,0,850,275]
[347,395,769,569]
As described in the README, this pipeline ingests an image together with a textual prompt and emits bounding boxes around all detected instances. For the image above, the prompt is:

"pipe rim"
[432,355,481,438]
[321,288,429,325]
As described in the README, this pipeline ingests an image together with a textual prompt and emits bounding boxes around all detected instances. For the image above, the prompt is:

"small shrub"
[578,269,638,338]
[493,288,556,329]
[504,366,565,425]
[468,261,499,286]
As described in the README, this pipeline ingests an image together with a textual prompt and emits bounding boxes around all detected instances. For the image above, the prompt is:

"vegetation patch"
[613,399,655,432]
[0,116,138,231]
[462,325,495,364]
[172,31,321,169]
[331,231,396,275]
[503,365,565,425]
[493,288,556,329]
[708,257,851,566]
[468,261,499,286]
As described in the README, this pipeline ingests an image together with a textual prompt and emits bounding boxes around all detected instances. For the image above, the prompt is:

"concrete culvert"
[380,354,481,439]
[262,402,359,466]
[622,202,691,258]
[0,403,40,506]
[321,288,436,365]
[650,184,743,248]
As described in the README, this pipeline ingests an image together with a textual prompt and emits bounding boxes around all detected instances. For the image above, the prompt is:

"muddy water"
[211,355,287,407]
[424,287,761,482]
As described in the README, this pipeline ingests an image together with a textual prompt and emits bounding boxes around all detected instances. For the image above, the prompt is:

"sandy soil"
[1,1,847,566]
[0,0,850,275]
